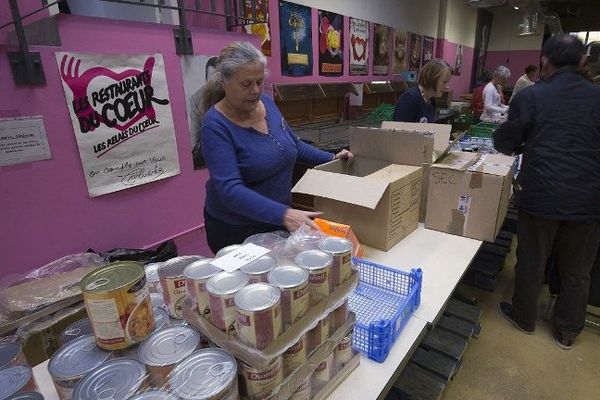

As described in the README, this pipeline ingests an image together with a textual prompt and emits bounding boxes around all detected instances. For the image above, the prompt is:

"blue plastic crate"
[349,258,422,363]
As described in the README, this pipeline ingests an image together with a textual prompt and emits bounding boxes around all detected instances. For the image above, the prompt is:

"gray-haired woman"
[199,41,353,254]
[480,65,511,122]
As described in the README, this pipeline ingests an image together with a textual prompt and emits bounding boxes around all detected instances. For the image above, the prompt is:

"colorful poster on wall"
[318,10,343,76]
[181,55,218,169]
[56,52,180,197]
[349,17,369,76]
[454,44,463,76]
[392,29,407,75]
[422,36,434,66]
[408,33,423,71]
[373,24,390,75]
[243,0,271,56]
[279,0,312,77]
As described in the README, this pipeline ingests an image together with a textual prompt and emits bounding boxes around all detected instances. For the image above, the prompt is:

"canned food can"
[0,366,38,399]
[48,334,112,400]
[128,390,174,400]
[311,352,334,387]
[158,256,203,319]
[207,271,249,334]
[81,261,155,351]
[333,299,350,331]
[295,250,333,306]
[288,377,311,400]
[60,318,94,347]
[308,317,330,352]
[235,283,282,350]
[150,293,166,309]
[183,259,220,320]
[282,335,307,377]
[318,237,352,287]
[215,244,242,257]
[153,306,170,331]
[0,343,28,370]
[138,325,200,388]
[144,262,163,294]
[5,393,44,400]
[170,349,238,400]
[239,357,283,399]
[267,266,309,327]
[240,255,277,284]
[72,358,147,400]
[334,332,354,371]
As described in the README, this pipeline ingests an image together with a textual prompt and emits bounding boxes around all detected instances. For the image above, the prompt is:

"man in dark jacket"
[494,35,600,350]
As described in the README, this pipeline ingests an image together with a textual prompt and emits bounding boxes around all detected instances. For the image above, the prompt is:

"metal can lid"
[128,391,175,400]
[138,326,200,367]
[240,255,277,276]
[215,244,242,257]
[170,349,237,400]
[5,393,44,400]
[0,366,32,398]
[184,259,220,281]
[72,358,146,400]
[158,256,204,279]
[206,271,249,296]
[60,318,94,346]
[235,283,280,312]
[145,262,162,283]
[153,307,169,331]
[80,261,144,292]
[0,342,21,369]
[318,237,352,255]
[49,335,112,380]
[267,265,309,289]
[295,250,333,271]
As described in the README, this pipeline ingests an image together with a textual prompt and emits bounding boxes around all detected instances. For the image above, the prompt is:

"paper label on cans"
[163,277,187,319]
[237,305,282,350]
[211,244,271,273]
[283,337,307,376]
[210,293,237,334]
[241,360,283,397]
[87,299,125,340]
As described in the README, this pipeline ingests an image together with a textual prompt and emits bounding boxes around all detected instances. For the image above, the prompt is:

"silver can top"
[184,259,220,281]
[5,393,44,400]
[240,255,277,276]
[49,334,112,380]
[153,307,169,331]
[0,342,21,369]
[206,271,249,296]
[60,318,94,346]
[268,265,309,289]
[157,256,204,279]
[295,250,333,271]
[318,237,352,255]
[0,366,32,399]
[128,391,175,400]
[72,358,146,400]
[235,283,281,312]
[215,244,242,257]
[138,326,200,367]
[170,349,237,400]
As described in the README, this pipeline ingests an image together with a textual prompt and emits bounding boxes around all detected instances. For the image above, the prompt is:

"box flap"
[430,151,479,171]
[380,121,451,159]
[467,153,514,176]
[364,164,422,181]
[350,127,427,166]
[292,168,390,209]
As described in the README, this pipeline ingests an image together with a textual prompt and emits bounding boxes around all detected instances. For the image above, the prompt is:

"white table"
[33,360,57,400]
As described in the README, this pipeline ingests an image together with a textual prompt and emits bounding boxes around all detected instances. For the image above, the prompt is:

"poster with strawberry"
[318,10,344,76]
[56,52,180,197]
[349,18,369,76]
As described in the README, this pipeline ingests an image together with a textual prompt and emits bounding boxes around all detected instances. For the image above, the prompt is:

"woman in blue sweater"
[200,42,353,253]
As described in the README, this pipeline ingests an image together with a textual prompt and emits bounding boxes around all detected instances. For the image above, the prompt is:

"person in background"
[494,35,600,350]
[480,65,510,122]
[509,64,539,103]
[471,70,492,122]
[393,59,453,123]
[190,56,219,168]
[200,41,353,254]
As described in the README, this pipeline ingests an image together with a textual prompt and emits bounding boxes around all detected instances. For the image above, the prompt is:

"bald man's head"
[542,35,586,69]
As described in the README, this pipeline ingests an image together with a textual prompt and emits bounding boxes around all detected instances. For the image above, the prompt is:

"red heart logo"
[351,35,367,61]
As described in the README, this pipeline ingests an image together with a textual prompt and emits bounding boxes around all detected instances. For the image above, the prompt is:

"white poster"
[56,52,180,197]
[349,18,369,76]
[0,116,51,166]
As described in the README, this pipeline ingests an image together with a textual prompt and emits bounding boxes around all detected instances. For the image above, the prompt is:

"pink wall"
[485,49,541,87]
[436,39,475,99]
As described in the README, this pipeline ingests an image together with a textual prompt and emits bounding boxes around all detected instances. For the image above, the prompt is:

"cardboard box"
[293,129,422,251]
[425,152,514,242]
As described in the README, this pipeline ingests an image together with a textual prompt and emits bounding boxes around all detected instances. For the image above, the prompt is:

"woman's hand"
[284,208,322,232]
[334,149,354,163]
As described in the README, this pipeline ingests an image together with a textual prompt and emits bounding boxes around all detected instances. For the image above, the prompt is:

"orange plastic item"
[314,218,364,257]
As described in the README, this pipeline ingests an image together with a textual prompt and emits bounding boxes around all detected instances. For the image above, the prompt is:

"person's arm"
[393,91,419,122]
[493,89,533,155]
[483,85,507,114]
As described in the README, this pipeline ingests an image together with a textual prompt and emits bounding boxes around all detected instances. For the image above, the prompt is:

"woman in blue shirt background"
[200,42,353,254]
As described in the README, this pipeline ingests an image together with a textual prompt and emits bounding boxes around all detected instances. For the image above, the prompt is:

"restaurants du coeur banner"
[56,52,180,197]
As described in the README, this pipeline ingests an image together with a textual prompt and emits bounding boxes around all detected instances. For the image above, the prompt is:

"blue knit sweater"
[201,95,334,226]
[393,86,435,123]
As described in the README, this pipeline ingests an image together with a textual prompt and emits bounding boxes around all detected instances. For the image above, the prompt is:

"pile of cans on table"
[0,341,42,399]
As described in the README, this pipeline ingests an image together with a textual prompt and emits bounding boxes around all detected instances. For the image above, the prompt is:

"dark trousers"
[512,211,600,338]
[204,209,284,255]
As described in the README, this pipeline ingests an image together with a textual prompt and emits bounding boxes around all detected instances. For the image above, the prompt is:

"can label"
[289,377,311,400]
[334,333,354,371]
[282,335,307,376]
[312,353,334,385]
[236,303,282,350]
[53,376,81,400]
[333,300,349,331]
[307,268,331,306]
[247,273,269,284]
[160,276,187,319]
[148,364,174,389]
[331,252,352,286]
[209,293,237,334]
[308,317,330,352]
[187,278,211,320]
[279,282,309,327]
[240,358,283,398]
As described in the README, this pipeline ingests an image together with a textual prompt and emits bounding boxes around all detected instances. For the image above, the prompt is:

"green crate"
[469,122,500,138]
[367,103,395,123]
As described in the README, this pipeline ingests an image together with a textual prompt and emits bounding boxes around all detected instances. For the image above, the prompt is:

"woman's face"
[223,61,265,113]
[435,69,452,97]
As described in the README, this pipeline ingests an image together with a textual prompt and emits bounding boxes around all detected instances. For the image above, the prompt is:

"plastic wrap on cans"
[150,293,166,309]
[169,349,238,400]
[72,358,147,400]
[128,390,174,400]
[153,307,170,331]
[48,334,113,400]
[145,263,163,294]
[60,318,94,346]
[267,265,309,327]
[333,299,350,331]
[334,332,354,371]
[295,250,333,306]
[215,244,242,257]
[240,255,277,284]
[311,351,334,387]
[235,283,282,350]
[5,393,44,400]
[158,257,203,319]
[207,271,249,334]
[0,366,38,399]
[183,259,220,320]
[138,325,200,388]
[81,261,155,351]
[282,335,307,377]
[239,357,283,399]
[308,317,330,352]
[318,237,352,287]
[288,377,311,400]
[0,343,28,370]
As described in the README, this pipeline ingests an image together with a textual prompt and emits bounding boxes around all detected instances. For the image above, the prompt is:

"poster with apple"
[349,17,369,76]
[56,52,180,197]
